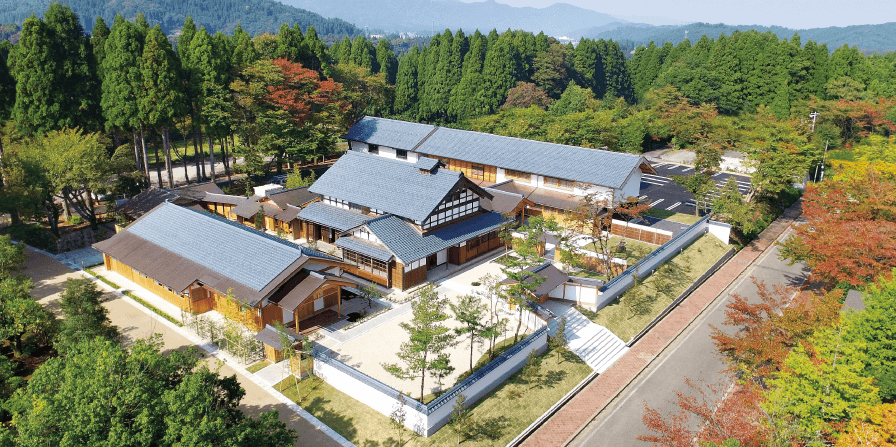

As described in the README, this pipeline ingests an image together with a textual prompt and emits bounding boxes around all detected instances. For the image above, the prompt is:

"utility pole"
[809,111,820,132]
[819,140,829,182]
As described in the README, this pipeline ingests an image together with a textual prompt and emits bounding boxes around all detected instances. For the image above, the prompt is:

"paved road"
[639,163,752,215]
[567,227,809,446]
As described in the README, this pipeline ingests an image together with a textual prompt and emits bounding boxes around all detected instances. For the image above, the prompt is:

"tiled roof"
[309,151,463,222]
[116,188,189,219]
[416,127,644,189]
[490,181,582,212]
[414,157,441,172]
[501,262,569,297]
[203,193,255,206]
[366,212,507,263]
[342,116,437,151]
[124,203,328,292]
[297,201,372,232]
[267,186,320,210]
[481,187,527,215]
[335,237,394,262]
[168,182,225,200]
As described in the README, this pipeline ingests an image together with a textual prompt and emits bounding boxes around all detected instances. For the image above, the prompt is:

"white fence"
[312,326,549,437]
[548,279,601,309]
[595,216,731,310]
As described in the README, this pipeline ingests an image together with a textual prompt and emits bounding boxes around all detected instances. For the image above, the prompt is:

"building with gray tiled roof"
[343,116,656,217]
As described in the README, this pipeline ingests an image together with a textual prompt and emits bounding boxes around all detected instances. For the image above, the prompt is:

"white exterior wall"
[351,141,418,162]
[549,283,600,309]
[707,220,732,245]
[615,170,642,202]
[313,329,548,436]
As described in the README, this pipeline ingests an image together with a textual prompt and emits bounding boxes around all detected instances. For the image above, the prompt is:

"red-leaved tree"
[710,278,842,378]
[639,378,767,447]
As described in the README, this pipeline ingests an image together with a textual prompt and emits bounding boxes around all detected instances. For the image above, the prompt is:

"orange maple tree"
[710,278,842,378]
[780,167,896,287]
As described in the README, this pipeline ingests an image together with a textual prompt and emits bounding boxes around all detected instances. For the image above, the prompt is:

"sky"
[458,0,896,29]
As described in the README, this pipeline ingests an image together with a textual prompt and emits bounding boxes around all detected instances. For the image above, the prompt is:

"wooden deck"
[295,309,343,335]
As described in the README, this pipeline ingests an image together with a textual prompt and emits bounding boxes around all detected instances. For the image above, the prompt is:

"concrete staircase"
[544,302,628,373]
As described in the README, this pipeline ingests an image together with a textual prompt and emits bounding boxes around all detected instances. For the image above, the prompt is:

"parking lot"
[637,163,752,215]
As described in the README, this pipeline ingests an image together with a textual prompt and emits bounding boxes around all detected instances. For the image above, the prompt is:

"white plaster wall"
[549,283,599,308]
[615,170,642,202]
[350,141,368,152]
[707,220,732,245]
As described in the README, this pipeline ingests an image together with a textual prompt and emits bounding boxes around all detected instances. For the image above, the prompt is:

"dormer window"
[396,149,408,160]
[368,144,379,155]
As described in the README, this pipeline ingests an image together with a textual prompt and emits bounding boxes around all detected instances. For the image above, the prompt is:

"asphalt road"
[639,163,752,215]
[567,227,810,447]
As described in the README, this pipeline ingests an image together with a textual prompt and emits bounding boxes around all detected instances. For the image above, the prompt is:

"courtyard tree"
[475,273,510,360]
[501,215,556,344]
[569,192,615,277]
[429,353,455,395]
[389,392,408,445]
[450,293,488,373]
[56,278,120,353]
[520,349,542,389]
[359,282,384,309]
[383,283,454,401]
[548,317,568,363]
[449,394,473,445]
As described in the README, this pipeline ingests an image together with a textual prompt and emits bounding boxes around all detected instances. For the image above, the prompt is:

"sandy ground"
[22,248,341,447]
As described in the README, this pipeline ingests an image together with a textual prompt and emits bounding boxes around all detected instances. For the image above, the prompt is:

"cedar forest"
[0,2,895,446]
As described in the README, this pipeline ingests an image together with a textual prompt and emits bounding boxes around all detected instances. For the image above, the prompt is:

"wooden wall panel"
[391,262,404,290]
[401,265,428,290]
[105,256,191,311]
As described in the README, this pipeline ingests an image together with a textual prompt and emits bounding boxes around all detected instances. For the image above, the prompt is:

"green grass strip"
[122,290,183,327]
[83,268,121,290]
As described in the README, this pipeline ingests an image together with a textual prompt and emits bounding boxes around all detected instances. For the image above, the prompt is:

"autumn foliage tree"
[710,278,842,378]
[639,377,768,447]
[780,167,896,287]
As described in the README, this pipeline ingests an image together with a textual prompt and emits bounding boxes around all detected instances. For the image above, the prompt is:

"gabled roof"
[267,186,320,210]
[100,203,336,293]
[490,181,582,212]
[116,188,191,219]
[416,127,645,189]
[342,116,437,151]
[480,187,530,215]
[203,192,256,206]
[297,201,373,232]
[168,182,226,200]
[309,151,476,222]
[501,262,569,297]
[254,325,301,350]
[364,212,507,263]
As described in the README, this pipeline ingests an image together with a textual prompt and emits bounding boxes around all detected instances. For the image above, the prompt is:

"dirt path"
[22,248,342,447]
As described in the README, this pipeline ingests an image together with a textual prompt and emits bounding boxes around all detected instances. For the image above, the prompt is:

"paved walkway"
[256,360,294,387]
[22,248,347,447]
[542,301,628,373]
[521,200,803,446]
[54,247,104,270]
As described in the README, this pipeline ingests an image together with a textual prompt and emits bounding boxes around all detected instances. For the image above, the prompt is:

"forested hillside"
[0,0,362,37]
[581,22,896,55]
[279,0,619,37]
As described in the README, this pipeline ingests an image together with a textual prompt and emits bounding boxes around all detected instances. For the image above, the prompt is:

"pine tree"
[421,29,463,122]
[101,15,146,175]
[336,35,352,65]
[231,24,258,71]
[0,40,16,125]
[375,39,398,84]
[449,30,486,121]
[91,17,110,82]
[191,26,231,182]
[598,39,632,100]
[393,46,419,115]
[302,26,328,73]
[9,4,99,135]
[479,31,523,114]
[139,25,185,188]
[710,32,744,113]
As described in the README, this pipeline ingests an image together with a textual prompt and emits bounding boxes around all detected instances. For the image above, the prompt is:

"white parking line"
[641,179,667,186]
[649,199,664,207]
[666,202,681,210]
[638,195,647,200]
[642,174,670,182]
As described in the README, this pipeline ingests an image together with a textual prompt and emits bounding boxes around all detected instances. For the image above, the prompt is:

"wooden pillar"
[337,287,342,316]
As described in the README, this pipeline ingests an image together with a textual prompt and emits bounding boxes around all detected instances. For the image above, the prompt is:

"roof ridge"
[411,126,441,152]
[432,126,640,159]
[268,185,310,195]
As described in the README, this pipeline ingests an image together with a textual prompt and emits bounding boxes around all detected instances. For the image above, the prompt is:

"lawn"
[246,360,271,374]
[584,236,657,266]
[644,208,704,225]
[584,234,730,341]
[277,345,591,446]
[493,253,517,267]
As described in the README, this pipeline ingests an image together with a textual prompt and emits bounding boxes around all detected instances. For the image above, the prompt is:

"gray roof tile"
[335,237,394,262]
[365,212,507,263]
[297,201,372,232]
[416,127,643,189]
[309,151,462,222]
[125,203,326,292]
[342,117,437,151]
[414,157,441,171]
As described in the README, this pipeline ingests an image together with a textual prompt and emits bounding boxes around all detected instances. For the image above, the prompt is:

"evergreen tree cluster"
[628,31,896,117]
[0,0,362,38]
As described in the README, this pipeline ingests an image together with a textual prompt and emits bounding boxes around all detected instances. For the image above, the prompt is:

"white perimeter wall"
[549,282,600,309]
[313,329,548,436]
[350,141,419,162]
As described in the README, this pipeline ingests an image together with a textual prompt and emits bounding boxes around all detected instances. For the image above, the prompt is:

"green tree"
[382,283,454,401]
[8,4,99,135]
[673,173,716,215]
[520,349,542,389]
[90,16,110,81]
[766,327,880,436]
[549,81,594,116]
[502,215,559,343]
[358,282,383,309]
[449,394,473,444]
[56,278,119,353]
[101,14,147,177]
[375,38,398,84]
[450,293,487,373]
[448,30,487,121]
[254,206,265,230]
[548,317,568,363]
[140,24,186,189]
[8,336,296,446]
[0,276,55,357]
[479,31,523,114]
[284,170,315,189]
[842,272,896,401]
[712,177,762,243]
[393,46,420,115]
[532,42,571,99]
[0,235,27,281]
